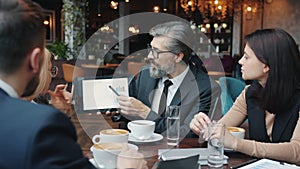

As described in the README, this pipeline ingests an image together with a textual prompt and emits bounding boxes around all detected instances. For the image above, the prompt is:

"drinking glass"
[167,105,180,146]
[207,122,225,168]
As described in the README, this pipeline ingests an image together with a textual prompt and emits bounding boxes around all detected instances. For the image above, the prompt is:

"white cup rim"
[91,143,123,152]
[100,129,129,135]
[227,126,245,132]
[91,143,138,152]
[129,120,155,125]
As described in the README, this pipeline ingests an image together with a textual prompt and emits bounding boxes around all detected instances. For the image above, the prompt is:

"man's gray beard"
[149,61,175,79]
[149,67,168,79]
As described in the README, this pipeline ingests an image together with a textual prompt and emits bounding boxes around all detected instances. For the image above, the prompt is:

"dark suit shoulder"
[3,97,71,128]
[138,66,151,79]
[0,96,95,169]
[190,66,219,90]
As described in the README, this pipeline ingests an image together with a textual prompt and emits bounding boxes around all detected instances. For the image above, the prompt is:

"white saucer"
[90,143,138,152]
[89,158,98,168]
[224,148,234,152]
[128,133,163,143]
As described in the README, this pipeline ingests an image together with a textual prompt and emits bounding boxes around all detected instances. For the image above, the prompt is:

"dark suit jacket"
[127,64,221,138]
[0,88,95,169]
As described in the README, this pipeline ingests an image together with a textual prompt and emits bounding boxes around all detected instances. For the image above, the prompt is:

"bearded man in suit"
[117,21,221,138]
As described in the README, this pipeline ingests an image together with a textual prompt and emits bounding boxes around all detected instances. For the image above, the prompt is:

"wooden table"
[81,63,119,76]
[139,138,254,169]
[70,113,254,169]
[70,112,122,153]
[81,63,119,69]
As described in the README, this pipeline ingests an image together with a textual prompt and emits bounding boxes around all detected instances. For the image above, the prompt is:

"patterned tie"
[158,79,173,116]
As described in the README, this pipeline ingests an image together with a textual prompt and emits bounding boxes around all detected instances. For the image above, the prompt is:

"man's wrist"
[140,107,151,119]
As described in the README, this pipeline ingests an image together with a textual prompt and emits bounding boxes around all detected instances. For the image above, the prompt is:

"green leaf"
[46,40,73,60]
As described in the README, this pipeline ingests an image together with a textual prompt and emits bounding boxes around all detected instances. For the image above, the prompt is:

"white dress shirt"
[151,66,190,113]
[0,79,19,98]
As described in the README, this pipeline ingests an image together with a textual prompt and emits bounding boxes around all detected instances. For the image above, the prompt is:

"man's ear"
[29,48,43,74]
[175,52,184,63]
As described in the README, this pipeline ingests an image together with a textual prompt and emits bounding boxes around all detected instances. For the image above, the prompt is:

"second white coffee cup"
[227,127,245,139]
[92,129,129,144]
[127,120,155,140]
[91,142,138,168]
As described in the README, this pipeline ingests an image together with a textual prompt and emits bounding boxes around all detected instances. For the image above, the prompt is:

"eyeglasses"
[49,66,58,78]
[147,44,177,59]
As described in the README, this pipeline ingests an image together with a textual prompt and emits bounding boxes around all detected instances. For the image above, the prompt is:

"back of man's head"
[0,0,45,75]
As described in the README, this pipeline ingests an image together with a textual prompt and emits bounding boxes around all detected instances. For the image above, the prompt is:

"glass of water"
[166,105,180,146]
[207,122,225,168]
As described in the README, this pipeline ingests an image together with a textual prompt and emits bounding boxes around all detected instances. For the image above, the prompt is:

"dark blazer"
[0,88,95,169]
[128,64,221,138]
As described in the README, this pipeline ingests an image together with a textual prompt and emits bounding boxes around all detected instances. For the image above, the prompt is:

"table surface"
[70,112,254,169]
[80,63,119,76]
[81,63,119,69]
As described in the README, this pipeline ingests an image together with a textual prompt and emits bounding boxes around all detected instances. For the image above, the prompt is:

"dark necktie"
[158,79,173,116]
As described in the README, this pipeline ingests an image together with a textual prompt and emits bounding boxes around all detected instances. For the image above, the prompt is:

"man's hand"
[117,95,151,119]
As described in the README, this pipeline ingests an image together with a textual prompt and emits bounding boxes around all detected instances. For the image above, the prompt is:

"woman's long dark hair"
[245,29,300,113]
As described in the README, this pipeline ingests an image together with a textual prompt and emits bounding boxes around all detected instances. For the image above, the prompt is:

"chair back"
[62,63,84,82]
[218,77,246,115]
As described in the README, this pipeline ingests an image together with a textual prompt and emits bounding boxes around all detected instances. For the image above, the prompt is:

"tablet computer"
[73,76,129,113]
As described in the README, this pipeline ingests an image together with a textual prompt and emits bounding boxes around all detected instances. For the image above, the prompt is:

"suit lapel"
[272,111,294,142]
[170,69,196,106]
[170,89,181,106]
[246,83,270,142]
[272,92,300,142]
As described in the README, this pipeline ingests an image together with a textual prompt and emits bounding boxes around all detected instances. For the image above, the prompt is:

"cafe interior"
[32,0,300,168]
[35,0,300,86]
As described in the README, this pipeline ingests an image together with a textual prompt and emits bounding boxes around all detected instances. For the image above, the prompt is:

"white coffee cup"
[227,127,245,139]
[127,120,155,140]
[92,129,129,144]
[91,142,138,168]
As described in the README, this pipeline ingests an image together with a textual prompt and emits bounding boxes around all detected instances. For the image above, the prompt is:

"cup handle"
[127,122,132,131]
[92,135,101,144]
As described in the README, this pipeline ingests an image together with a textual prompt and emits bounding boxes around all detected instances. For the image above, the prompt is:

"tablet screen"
[73,76,129,112]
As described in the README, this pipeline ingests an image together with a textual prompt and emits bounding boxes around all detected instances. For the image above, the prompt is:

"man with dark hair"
[0,0,95,168]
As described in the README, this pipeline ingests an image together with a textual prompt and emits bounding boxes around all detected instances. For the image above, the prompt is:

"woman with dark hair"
[190,28,300,164]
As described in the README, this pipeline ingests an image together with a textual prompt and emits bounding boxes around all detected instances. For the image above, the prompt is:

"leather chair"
[62,63,84,83]
[218,77,246,115]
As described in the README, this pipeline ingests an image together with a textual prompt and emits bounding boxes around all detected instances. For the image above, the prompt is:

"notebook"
[237,159,300,169]
[158,148,228,165]
[154,155,200,169]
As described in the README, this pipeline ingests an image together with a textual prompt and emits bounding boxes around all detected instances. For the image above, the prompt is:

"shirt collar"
[162,65,190,88]
[0,79,19,98]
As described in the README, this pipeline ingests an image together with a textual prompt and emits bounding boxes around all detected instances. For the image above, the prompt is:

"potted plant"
[46,40,73,60]
[47,40,75,88]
